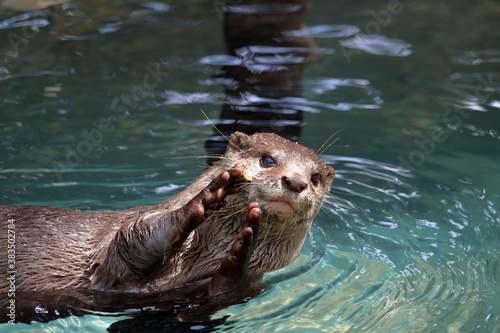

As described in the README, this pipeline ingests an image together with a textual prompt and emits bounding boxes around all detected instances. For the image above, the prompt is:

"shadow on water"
[108,314,228,333]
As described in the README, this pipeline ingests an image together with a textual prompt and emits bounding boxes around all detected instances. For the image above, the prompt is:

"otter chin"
[0,132,335,324]
[267,199,296,215]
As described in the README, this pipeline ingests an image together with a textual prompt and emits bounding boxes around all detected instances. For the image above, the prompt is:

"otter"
[0,132,334,324]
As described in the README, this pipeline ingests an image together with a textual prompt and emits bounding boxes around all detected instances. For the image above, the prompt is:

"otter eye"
[260,154,277,168]
[311,173,321,186]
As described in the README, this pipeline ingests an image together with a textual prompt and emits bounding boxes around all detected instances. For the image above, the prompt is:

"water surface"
[1,0,499,332]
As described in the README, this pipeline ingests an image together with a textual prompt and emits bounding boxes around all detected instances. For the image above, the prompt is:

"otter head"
[224,132,334,222]
[218,132,334,270]
[218,132,334,265]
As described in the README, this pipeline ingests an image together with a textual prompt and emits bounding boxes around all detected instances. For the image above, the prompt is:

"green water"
[1,0,499,332]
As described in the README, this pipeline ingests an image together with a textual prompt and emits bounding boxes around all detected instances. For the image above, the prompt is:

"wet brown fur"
[0,132,334,322]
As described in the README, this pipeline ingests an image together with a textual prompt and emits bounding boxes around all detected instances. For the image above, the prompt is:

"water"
[1,0,499,332]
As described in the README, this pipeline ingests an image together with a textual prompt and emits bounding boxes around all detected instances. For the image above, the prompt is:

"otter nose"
[282,176,308,193]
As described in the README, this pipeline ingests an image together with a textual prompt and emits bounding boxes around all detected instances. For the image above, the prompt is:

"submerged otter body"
[0,132,334,323]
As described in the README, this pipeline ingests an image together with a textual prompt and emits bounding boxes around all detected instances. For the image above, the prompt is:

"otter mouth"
[266,199,296,215]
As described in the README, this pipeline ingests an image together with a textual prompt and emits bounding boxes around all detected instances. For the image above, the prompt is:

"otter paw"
[223,203,261,273]
[208,203,261,295]
[186,164,247,226]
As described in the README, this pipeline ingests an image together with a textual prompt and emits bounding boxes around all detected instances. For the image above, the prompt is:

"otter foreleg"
[166,163,247,249]
[208,202,262,297]
[91,164,246,288]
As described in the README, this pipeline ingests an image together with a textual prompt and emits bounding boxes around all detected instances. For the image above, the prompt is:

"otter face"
[225,132,335,224]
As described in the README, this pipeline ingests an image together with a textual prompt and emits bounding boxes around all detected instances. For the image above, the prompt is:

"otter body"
[0,132,334,323]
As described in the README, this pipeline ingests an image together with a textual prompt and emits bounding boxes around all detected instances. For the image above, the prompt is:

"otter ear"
[228,131,252,151]
[325,165,335,185]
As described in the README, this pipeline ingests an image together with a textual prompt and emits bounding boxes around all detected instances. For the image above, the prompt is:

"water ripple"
[159,90,224,106]
[216,246,493,332]
[322,155,413,202]
[0,68,74,81]
[302,77,384,110]
[225,3,303,14]
[129,1,170,16]
[340,34,412,57]
[200,46,334,72]
[452,49,500,65]
[0,10,51,30]
[158,86,381,113]
[283,24,360,39]
[440,72,499,116]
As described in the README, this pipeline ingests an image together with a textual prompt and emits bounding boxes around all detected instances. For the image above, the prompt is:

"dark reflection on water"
[0,0,499,332]
[204,0,315,159]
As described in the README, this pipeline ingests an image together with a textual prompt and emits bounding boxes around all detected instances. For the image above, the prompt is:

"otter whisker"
[222,202,248,221]
[276,214,290,240]
[324,193,359,213]
[171,155,223,160]
[329,181,391,197]
[200,109,246,157]
[259,213,272,242]
[200,109,230,144]
[319,204,338,222]
[316,129,343,156]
